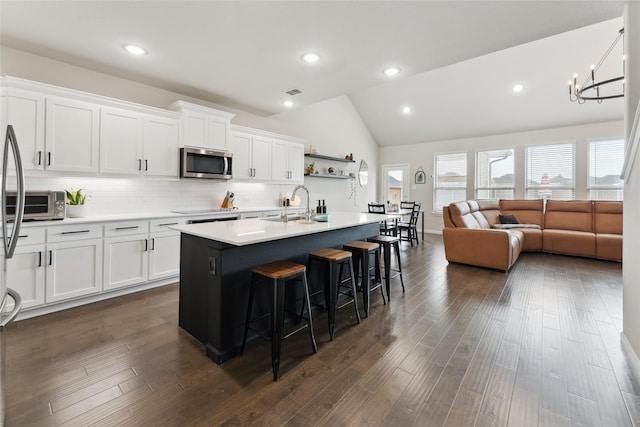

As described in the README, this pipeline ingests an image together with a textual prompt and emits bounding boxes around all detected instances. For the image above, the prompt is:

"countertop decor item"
[65,188,89,218]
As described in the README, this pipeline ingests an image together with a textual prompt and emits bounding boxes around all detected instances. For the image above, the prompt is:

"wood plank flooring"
[5,235,638,426]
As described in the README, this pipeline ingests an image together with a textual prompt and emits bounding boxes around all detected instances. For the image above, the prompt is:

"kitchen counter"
[170,212,388,246]
[175,211,384,363]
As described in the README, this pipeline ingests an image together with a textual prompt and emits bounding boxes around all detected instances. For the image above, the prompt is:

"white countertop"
[170,212,388,246]
[17,206,290,228]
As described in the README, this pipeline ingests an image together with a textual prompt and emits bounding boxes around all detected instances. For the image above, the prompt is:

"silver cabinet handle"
[115,226,139,231]
[209,257,216,276]
[158,222,178,227]
[61,230,90,235]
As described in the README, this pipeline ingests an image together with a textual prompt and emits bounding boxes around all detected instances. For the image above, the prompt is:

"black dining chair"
[368,203,396,236]
[398,202,420,246]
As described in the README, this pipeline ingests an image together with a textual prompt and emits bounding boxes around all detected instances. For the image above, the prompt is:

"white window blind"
[525,143,575,200]
[589,139,624,200]
[475,148,515,199]
[434,152,466,212]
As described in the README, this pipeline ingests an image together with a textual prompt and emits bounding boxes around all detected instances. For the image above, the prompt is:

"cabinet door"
[6,244,46,310]
[251,136,272,181]
[1,89,46,170]
[45,96,100,173]
[271,140,289,182]
[230,132,252,180]
[183,112,208,148]
[148,231,180,280]
[99,107,143,175]
[143,116,179,177]
[287,142,305,183]
[46,238,103,303]
[207,116,229,150]
[103,234,149,290]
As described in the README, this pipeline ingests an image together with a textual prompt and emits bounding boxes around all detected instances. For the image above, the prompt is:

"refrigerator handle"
[0,288,22,329]
[2,125,26,259]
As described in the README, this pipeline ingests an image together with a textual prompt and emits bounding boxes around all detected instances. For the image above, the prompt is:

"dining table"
[368,208,425,241]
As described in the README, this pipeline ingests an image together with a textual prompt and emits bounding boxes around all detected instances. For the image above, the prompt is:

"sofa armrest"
[443,227,522,271]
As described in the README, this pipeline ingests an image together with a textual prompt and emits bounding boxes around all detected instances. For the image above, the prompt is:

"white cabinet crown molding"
[168,100,236,120]
[231,124,305,145]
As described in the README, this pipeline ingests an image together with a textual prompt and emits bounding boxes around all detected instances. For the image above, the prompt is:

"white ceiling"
[0,1,627,146]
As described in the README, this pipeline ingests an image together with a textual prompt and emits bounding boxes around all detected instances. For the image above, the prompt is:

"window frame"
[587,137,624,201]
[433,151,467,213]
[525,141,576,201]
[475,147,515,200]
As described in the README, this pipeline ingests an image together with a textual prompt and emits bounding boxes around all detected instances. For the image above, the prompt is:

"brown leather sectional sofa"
[442,199,622,271]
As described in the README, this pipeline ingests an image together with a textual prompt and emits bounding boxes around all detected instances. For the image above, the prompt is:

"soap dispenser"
[322,200,327,213]
[316,200,323,214]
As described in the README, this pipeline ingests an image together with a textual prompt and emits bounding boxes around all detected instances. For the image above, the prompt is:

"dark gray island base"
[178,221,379,364]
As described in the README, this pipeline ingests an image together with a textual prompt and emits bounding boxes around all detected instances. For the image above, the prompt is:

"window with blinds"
[434,152,466,212]
[475,148,515,199]
[589,139,624,200]
[525,142,575,200]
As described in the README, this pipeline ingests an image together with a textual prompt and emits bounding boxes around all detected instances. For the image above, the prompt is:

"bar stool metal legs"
[308,248,361,340]
[367,235,404,299]
[343,241,386,317]
[240,260,317,381]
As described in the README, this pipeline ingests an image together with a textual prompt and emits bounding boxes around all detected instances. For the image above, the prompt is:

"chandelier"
[569,28,624,103]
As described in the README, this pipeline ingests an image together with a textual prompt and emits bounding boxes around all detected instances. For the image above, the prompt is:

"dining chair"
[398,202,421,246]
[368,203,396,236]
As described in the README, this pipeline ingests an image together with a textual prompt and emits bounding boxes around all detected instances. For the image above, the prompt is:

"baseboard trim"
[621,331,640,382]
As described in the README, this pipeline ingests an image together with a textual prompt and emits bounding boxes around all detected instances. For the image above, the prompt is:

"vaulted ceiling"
[0,1,627,146]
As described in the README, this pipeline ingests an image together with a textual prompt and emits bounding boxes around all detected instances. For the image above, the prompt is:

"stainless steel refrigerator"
[0,125,25,426]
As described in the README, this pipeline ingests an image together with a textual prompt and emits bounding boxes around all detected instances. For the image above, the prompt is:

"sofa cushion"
[477,199,501,225]
[499,199,544,226]
[594,201,622,235]
[544,200,593,232]
[542,229,596,258]
[449,201,482,229]
[596,234,622,261]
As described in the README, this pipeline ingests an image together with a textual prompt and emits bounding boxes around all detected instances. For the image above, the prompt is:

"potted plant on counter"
[65,188,89,218]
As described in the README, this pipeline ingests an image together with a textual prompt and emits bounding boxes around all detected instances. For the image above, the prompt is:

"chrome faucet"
[291,185,311,221]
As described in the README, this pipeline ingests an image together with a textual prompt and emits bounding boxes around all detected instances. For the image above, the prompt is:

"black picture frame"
[415,170,426,184]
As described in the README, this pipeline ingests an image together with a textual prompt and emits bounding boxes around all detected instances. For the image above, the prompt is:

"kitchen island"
[171,212,385,363]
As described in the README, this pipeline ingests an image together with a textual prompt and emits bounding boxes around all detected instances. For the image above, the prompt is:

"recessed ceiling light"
[383,67,401,77]
[402,106,412,114]
[283,100,294,107]
[512,84,524,93]
[123,44,147,55]
[302,52,320,63]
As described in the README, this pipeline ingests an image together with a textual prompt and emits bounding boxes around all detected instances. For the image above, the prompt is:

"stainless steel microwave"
[6,190,66,221]
[180,147,233,180]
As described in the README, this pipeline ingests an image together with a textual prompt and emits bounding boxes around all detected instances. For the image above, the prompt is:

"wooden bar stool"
[343,241,386,317]
[308,248,361,340]
[240,260,317,381]
[367,235,405,299]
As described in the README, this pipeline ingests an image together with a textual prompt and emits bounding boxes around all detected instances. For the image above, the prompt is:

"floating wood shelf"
[305,153,355,163]
[304,173,353,179]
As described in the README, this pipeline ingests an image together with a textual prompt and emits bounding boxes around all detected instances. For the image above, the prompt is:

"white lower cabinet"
[103,233,149,290]
[148,231,181,280]
[6,244,46,310]
[45,238,103,303]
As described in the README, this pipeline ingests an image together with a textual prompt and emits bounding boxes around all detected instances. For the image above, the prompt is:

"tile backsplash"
[25,176,295,215]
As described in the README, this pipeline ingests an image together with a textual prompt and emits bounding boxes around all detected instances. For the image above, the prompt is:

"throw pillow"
[499,214,519,224]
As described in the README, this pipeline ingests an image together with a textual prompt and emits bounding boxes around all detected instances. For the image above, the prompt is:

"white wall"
[272,95,379,212]
[622,2,640,373]
[0,47,379,214]
[379,120,623,233]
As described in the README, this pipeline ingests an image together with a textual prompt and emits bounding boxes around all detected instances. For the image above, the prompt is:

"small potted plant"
[65,188,89,218]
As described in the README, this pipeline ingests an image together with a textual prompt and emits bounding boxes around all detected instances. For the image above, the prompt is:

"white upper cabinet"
[100,106,179,177]
[169,101,235,151]
[230,130,272,181]
[271,139,304,183]
[0,87,46,171]
[46,96,100,173]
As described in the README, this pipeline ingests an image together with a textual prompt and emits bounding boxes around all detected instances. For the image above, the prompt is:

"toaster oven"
[6,190,66,221]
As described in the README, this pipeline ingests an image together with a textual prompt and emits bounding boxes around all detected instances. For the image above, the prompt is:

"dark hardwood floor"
[6,235,639,426]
